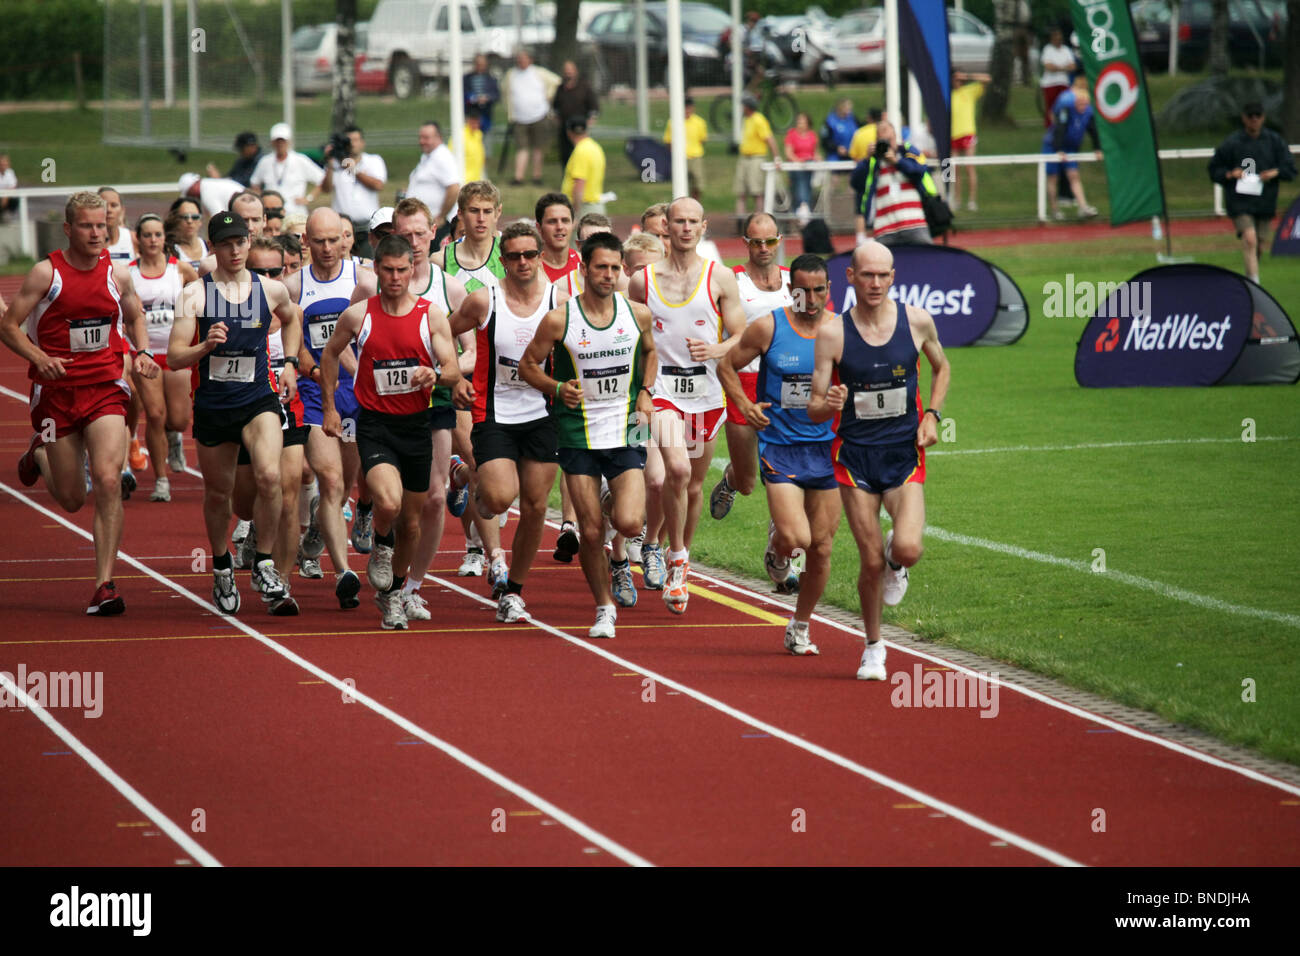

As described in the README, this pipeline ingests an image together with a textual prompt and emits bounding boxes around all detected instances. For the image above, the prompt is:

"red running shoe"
[87,580,125,616]
[17,434,42,487]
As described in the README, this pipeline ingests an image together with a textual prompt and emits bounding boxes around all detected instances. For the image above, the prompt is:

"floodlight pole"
[139,1,152,138]
[885,0,901,127]
[666,0,687,196]
[450,0,465,175]
[730,0,742,145]
[187,0,199,148]
[635,0,649,135]
[281,0,294,133]
[163,0,175,107]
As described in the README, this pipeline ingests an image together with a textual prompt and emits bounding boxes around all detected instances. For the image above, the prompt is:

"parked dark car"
[586,2,730,91]
[1130,0,1286,71]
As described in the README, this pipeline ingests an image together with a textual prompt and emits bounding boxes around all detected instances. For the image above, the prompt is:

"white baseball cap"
[269,122,292,142]
[178,172,201,196]
[368,206,395,232]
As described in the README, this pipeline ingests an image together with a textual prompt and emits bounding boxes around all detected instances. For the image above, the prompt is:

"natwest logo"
[1121,314,1233,352]
[887,282,977,316]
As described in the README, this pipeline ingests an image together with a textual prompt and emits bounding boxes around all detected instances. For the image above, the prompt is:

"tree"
[1208,0,1229,76]
[332,0,358,133]
[552,0,581,71]
[1285,0,1300,139]
[981,0,1017,124]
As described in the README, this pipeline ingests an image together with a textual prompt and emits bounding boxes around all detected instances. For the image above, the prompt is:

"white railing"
[1,183,178,260]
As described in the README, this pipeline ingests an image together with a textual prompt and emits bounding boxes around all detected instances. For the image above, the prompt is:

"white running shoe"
[402,591,432,621]
[351,507,374,554]
[783,619,819,656]
[300,495,324,559]
[626,530,644,566]
[488,554,509,597]
[166,430,186,473]
[232,519,251,545]
[496,592,525,623]
[235,521,257,572]
[663,558,689,614]
[458,548,486,576]
[150,477,171,502]
[610,559,637,608]
[253,559,289,604]
[882,530,909,607]
[709,471,737,519]
[856,641,888,681]
[367,543,394,591]
[298,551,323,579]
[212,567,240,614]
[376,589,408,630]
[764,520,792,585]
[589,605,617,639]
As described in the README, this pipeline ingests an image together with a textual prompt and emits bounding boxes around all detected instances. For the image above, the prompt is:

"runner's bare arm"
[197,253,216,277]
[421,312,461,393]
[718,313,775,428]
[113,263,159,380]
[631,301,658,422]
[911,305,949,449]
[179,261,200,285]
[626,267,648,304]
[806,315,847,424]
[319,300,366,438]
[448,286,489,337]
[265,277,300,403]
[689,266,747,361]
[428,247,447,270]
[0,260,69,377]
[455,328,476,376]
[167,279,219,370]
[520,305,578,407]
[348,268,377,307]
[445,271,468,313]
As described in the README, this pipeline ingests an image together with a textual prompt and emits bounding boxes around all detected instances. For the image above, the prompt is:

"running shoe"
[300,495,324,559]
[709,471,737,519]
[641,543,667,590]
[128,437,148,471]
[351,506,374,554]
[212,567,240,614]
[120,468,136,501]
[367,542,394,591]
[458,548,486,577]
[626,529,644,566]
[553,521,579,563]
[610,559,637,608]
[167,430,186,473]
[269,584,299,617]
[764,521,792,586]
[335,569,361,609]
[488,554,509,597]
[663,557,689,614]
[232,519,251,545]
[1079,204,1099,219]
[783,619,819,656]
[882,530,909,607]
[446,455,469,517]
[83,454,92,494]
[856,641,888,681]
[589,605,617,639]
[402,591,432,621]
[86,580,125,616]
[253,559,289,604]
[376,588,408,630]
[298,549,323,579]
[237,522,258,573]
[496,592,526,623]
[17,434,41,486]
[150,477,171,502]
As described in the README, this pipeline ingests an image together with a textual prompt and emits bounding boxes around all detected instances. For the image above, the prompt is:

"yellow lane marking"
[115,821,151,828]
[508,810,543,817]
[892,803,927,809]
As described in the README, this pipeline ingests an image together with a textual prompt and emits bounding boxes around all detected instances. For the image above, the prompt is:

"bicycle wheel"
[766,91,798,133]
[709,94,735,138]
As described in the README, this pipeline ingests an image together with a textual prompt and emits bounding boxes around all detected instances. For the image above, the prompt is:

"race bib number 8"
[307,318,337,351]
[497,357,527,389]
[69,317,111,352]
[374,358,420,396]
[780,373,811,409]
[584,365,629,403]
[854,385,906,420]
[211,350,257,383]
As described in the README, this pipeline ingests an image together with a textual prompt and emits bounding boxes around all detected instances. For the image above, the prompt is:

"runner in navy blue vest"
[808,241,950,681]
[169,210,303,616]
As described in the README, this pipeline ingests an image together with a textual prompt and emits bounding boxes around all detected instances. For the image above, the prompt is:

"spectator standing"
[1039,27,1076,128]
[503,49,560,187]
[820,99,858,161]
[949,71,990,211]
[1208,102,1297,285]
[464,53,502,139]
[783,112,820,223]
[206,131,263,186]
[735,94,781,222]
[457,114,486,185]
[664,96,708,200]
[553,60,599,169]
[249,123,325,218]
[1041,86,1101,220]
[849,107,883,161]
[407,121,461,235]
[0,154,16,221]
[850,119,936,246]
[562,119,607,218]
[321,124,388,258]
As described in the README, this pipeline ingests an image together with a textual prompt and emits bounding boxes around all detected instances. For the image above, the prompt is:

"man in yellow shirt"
[458,113,486,185]
[562,118,607,217]
[665,95,709,199]
[735,94,781,222]
[848,107,883,161]
[950,71,989,211]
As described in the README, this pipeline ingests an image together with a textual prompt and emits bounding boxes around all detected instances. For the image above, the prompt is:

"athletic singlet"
[268,327,306,427]
[175,237,208,272]
[445,236,504,292]
[733,264,792,374]
[541,248,581,283]
[194,273,275,410]
[471,280,558,425]
[28,250,126,388]
[644,259,724,413]
[758,307,834,446]
[297,259,359,402]
[131,257,184,354]
[105,228,135,263]
[551,292,644,450]
[413,263,457,410]
[353,296,437,417]
[833,305,921,446]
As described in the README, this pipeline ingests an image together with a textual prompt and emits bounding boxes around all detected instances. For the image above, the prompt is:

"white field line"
[927,436,1296,456]
[0,479,654,867]
[0,670,223,867]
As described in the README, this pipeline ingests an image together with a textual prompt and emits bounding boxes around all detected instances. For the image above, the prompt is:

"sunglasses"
[265,209,285,219]
[179,214,202,222]
[249,266,284,278]
[746,236,780,248]
[503,249,540,262]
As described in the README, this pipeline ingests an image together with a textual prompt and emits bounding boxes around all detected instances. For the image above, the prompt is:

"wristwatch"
[282,356,300,369]
[639,386,655,398]
[924,408,942,422]
[137,349,155,360]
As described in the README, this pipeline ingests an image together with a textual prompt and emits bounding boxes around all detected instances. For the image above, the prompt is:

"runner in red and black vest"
[319,234,465,630]
[2,190,159,615]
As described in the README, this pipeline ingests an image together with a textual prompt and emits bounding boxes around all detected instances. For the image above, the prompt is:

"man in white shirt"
[502,49,560,187]
[0,154,18,221]
[406,121,460,235]
[178,172,244,218]
[249,122,326,218]
[321,124,388,258]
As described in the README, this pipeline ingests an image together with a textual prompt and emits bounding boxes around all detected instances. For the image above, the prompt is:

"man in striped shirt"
[850,119,934,247]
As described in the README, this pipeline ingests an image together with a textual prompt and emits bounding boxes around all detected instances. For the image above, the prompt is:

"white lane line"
[0,671,222,868]
[0,479,654,868]
[428,572,1083,867]
[928,436,1297,456]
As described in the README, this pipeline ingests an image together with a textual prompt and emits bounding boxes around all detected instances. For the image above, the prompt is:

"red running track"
[0,356,1298,866]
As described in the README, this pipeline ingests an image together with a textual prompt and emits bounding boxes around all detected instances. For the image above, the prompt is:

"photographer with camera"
[849,119,937,246]
[320,125,388,260]
[250,123,326,220]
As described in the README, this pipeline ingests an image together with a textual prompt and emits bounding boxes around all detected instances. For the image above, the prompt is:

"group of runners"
[1,177,949,681]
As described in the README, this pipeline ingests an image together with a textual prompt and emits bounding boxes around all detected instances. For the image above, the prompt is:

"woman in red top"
[783,112,820,221]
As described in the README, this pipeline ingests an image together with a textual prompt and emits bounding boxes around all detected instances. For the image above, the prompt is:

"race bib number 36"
[853,385,906,420]
[69,316,112,352]
[210,349,257,383]
[584,365,629,403]
[779,373,811,409]
[307,317,338,351]
[374,358,420,396]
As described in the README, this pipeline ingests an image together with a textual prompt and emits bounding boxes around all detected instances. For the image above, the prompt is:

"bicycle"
[709,70,799,138]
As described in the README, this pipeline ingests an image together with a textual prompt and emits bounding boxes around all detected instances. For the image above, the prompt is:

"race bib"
[146,307,174,329]
[779,373,812,409]
[68,316,111,352]
[373,358,420,396]
[496,356,527,389]
[663,364,704,397]
[853,385,906,420]
[583,365,629,403]
[307,316,338,351]
[210,349,257,383]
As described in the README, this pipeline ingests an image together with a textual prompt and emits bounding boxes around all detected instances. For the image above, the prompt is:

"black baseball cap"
[1241,101,1264,116]
[209,211,249,243]
[234,131,259,149]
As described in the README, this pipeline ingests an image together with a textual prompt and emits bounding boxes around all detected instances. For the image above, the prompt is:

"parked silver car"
[292,22,369,94]
[830,7,1028,79]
